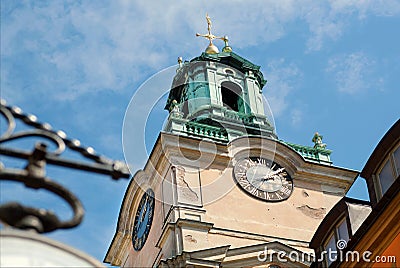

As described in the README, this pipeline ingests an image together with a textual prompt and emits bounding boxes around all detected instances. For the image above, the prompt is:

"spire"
[196,14,226,54]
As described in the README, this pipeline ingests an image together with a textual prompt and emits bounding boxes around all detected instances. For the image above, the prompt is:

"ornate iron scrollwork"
[0,99,130,233]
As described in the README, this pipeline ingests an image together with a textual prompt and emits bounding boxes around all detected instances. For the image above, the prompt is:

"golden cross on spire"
[196,14,224,54]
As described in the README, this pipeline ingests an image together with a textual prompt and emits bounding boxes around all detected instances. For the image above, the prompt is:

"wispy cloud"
[329,0,400,18]
[326,52,375,94]
[2,1,399,102]
[263,58,302,117]
[304,0,400,51]
[290,108,303,126]
[303,4,344,51]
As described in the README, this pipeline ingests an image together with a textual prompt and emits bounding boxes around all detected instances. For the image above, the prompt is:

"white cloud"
[304,0,400,51]
[330,0,400,18]
[326,52,375,94]
[291,109,303,126]
[303,6,344,52]
[2,0,399,102]
[263,58,302,117]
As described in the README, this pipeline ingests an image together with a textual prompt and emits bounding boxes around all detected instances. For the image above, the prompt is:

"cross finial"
[206,13,212,34]
[196,14,224,54]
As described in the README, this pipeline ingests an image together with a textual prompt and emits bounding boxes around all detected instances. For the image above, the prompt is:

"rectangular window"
[324,233,337,267]
[337,219,349,243]
[393,146,400,177]
[379,160,394,195]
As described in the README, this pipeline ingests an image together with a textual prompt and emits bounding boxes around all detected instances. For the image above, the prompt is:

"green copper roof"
[283,141,332,165]
[191,52,267,89]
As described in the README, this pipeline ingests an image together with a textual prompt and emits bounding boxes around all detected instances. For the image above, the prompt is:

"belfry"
[104,15,359,267]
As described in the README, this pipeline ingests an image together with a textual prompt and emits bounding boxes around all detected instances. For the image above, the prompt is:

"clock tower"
[104,16,358,267]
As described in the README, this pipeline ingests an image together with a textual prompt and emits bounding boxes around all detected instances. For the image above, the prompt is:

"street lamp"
[0,99,130,266]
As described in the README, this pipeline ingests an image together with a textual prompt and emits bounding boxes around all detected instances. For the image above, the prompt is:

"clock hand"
[141,203,148,222]
[262,164,275,179]
[138,196,150,228]
[274,167,285,175]
[263,168,285,180]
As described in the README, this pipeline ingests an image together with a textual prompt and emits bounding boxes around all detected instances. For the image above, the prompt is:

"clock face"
[234,157,293,202]
[132,188,155,251]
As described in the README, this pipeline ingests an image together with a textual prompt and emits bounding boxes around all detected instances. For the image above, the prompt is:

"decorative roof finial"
[312,132,327,149]
[220,35,232,53]
[177,56,183,67]
[196,14,224,54]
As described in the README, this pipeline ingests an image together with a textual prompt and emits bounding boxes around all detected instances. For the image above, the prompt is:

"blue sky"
[1,0,400,263]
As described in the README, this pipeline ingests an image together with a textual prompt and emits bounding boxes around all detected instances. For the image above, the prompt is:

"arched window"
[220,81,243,112]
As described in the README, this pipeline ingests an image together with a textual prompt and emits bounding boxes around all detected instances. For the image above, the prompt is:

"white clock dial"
[234,157,293,201]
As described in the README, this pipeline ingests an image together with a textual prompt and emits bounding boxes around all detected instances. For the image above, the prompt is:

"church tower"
[104,16,358,267]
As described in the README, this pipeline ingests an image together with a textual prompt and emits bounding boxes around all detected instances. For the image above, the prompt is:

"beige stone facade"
[104,133,358,267]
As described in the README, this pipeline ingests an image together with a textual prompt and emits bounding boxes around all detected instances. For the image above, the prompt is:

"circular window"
[224,68,235,75]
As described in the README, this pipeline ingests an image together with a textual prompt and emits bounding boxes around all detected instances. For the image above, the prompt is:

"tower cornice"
[190,52,266,89]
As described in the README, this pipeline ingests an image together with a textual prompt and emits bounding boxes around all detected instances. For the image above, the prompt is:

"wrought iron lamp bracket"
[0,99,130,233]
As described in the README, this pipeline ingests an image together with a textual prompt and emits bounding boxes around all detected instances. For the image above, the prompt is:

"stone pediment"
[159,241,313,267]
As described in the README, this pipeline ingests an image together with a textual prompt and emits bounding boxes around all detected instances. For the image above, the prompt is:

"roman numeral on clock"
[235,171,246,178]
[275,192,283,200]
[247,158,256,167]
[280,186,292,196]
[250,187,259,196]
[239,179,250,187]
[257,158,266,165]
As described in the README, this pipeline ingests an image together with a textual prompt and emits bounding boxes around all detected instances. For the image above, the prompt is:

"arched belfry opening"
[221,81,243,113]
